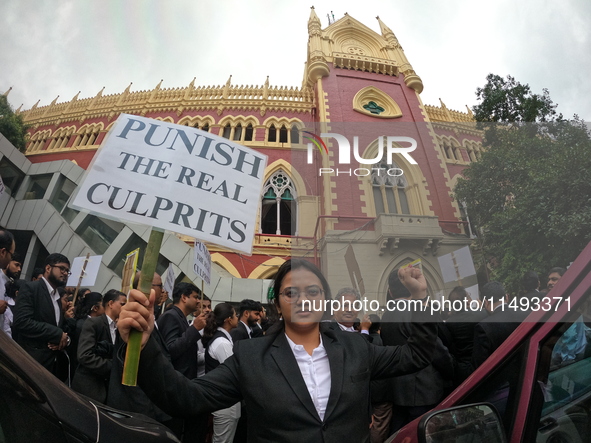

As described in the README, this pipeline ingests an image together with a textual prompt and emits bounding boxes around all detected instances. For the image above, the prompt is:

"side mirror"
[419,403,507,443]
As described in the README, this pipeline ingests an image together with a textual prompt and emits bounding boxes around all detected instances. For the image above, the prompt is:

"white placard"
[70,114,267,254]
[193,240,211,286]
[437,246,477,283]
[66,255,103,287]
[163,263,175,298]
[465,284,480,301]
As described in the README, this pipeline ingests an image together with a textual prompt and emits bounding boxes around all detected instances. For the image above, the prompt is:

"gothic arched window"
[372,159,410,215]
[260,170,297,235]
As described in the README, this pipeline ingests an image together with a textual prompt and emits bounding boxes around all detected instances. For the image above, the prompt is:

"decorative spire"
[466,105,474,118]
[50,95,60,106]
[15,104,23,113]
[308,6,321,33]
[154,79,163,90]
[225,75,232,87]
[3,86,12,97]
[71,91,80,101]
[95,86,105,98]
[264,76,269,88]
[439,98,447,109]
[188,77,196,88]
[31,99,40,110]
[123,82,133,94]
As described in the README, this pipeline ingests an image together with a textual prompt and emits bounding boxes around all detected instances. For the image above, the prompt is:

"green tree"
[455,75,591,293]
[0,95,30,153]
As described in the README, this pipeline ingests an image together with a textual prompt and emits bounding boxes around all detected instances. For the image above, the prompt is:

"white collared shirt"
[208,327,234,363]
[106,315,117,344]
[338,323,356,333]
[285,333,331,421]
[41,277,61,325]
[0,271,9,331]
[240,320,252,338]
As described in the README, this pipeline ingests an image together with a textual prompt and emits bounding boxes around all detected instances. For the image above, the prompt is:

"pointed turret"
[95,86,105,98]
[306,6,330,86]
[154,79,163,90]
[375,16,423,93]
[71,91,80,101]
[3,86,12,97]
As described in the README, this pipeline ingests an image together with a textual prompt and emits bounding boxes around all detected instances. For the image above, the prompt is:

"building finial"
[155,79,163,90]
[50,95,60,106]
[3,86,12,97]
[123,82,133,94]
[96,86,105,98]
[72,91,81,101]
[225,75,232,87]
[189,77,196,88]
[264,76,269,88]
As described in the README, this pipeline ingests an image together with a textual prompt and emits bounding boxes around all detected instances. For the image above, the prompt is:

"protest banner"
[67,253,102,288]
[163,263,175,297]
[194,240,211,288]
[121,248,140,294]
[437,246,477,285]
[69,114,267,385]
[71,114,268,255]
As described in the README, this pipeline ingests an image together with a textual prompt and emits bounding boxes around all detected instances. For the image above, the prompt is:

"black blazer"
[445,309,488,384]
[13,279,66,374]
[472,307,529,369]
[136,310,437,443]
[157,305,201,379]
[379,308,453,406]
[72,314,113,403]
[230,321,251,343]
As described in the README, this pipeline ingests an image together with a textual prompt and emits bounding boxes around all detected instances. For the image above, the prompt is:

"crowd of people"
[0,226,584,443]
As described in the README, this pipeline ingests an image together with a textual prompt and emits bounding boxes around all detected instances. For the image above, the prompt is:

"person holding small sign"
[118,259,436,442]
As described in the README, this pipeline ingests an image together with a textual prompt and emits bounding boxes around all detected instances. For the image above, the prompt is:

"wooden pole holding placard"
[71,253,91,307]
[122,229,164,386]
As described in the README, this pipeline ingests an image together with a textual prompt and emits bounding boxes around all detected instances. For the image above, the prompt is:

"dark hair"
[548,267,566,277]
[481,281,506,302]
[103,289,126,307]
[45,253,70,268]
[268,259,332,334]
[32,267,45,280]
[172,282,200,304]
[387,268,411,300]
[202,303,236,348]
[522,271,539,292]
[0,229,14,251]
[5,279,22,299]
[238,299,263,318]
[368,314,381,334]
[74,292,103,320]
[448,286,468,303]
[9,252,22,263]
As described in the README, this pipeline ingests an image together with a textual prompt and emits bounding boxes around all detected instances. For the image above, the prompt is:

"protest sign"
[194,240,211,286]
[66,254,102,287]
[437,246,477,284]
[163,263,175,297]
[121,248,140,294]
[71,114,268,254]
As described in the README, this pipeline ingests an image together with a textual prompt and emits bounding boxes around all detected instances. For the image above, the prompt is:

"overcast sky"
[1,0,589,120]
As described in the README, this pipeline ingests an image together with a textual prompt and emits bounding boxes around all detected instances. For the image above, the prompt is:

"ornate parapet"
[20,80,315,129]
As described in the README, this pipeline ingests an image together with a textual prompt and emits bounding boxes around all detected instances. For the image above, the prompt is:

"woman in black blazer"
[118,259,436,443]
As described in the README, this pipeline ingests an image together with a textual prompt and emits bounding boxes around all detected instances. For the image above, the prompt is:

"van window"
[527,319,591,443]
[461,344,527,437]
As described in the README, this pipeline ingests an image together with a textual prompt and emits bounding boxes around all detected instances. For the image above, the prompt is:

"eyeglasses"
[52,265,72,276]
[279,286,324,303]
[2,249,13,260]
[152,284,163,288]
